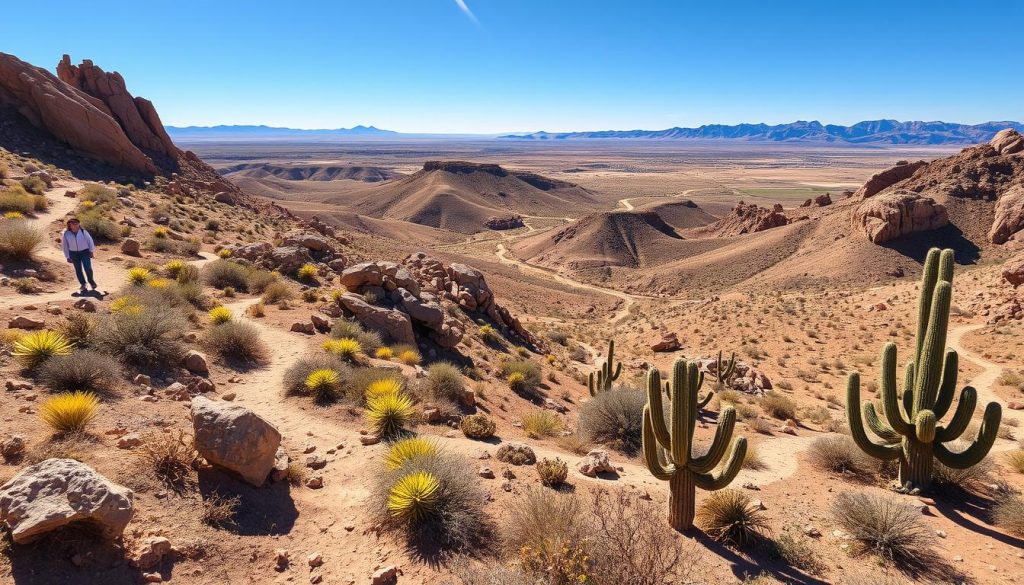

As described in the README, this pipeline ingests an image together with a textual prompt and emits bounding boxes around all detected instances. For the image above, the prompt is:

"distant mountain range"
[499,120,1024,145]
[166,124,397,140]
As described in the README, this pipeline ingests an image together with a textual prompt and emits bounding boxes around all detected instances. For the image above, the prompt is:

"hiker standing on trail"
[62,217,98,293]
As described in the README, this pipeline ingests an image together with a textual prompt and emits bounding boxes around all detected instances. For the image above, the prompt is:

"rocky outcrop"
[990,185,1024,244]
[576,449,615,477]
[801,193,832,207]
[231,236,346,275]
[0,52,157,173]
[484,215,525,230]
[338,293,417,346]
[991,128,1024,155]
[853,160,928,198]
[0,458,134,544]
[853,190,949,243]
[709,202,790,237]
[1002,254,1024,287]
[694,357,772,394]
[191,397,282,487]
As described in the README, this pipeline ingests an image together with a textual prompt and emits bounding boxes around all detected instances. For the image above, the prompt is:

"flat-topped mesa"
[422,160,508,176]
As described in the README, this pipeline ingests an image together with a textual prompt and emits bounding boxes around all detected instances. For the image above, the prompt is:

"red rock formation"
[854,160,927,198]
[853,190,949,244]
[990,184,1024,244]
[709,202,790,237]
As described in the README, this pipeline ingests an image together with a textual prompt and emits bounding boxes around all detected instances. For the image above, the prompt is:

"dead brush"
[201,492,240,528]
[138,430,198,491]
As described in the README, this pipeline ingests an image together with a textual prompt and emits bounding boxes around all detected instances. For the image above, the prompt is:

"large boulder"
[991,128,1024,155]
[396,288,444,327]
[853,160,928,198]
[989,185,1024,244]
[338,292,416,345]
[191,396,282,486]
[854,190,949,243]
[267,246,312,275]
[1003,254,1024,287]
[283,231,335,253]
[340,262,385,289]
[0,459,134,544]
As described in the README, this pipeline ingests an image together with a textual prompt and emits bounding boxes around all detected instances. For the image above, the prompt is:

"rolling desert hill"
[637,198,718,229]
[219,162,403,183]
[316,160,603,234]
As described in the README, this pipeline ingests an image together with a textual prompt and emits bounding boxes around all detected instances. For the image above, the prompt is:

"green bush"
[331,319,382,352]
[36,350,122,394]
[79,184,117,204]
[261,280,294,303]
[246,269,279,294]
[206,321,268,363]
[578,387,646,454]
[94,305,185,367]
[501,359,542,398]
[0,187,35,214]
[425,361,466,404]
[459,414,496,440]
[202,259,252,291]
[0,219,45,260]
[79,210,121,241]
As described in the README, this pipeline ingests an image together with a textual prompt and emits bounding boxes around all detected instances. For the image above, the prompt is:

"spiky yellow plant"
[3,211,24,219]
[384,437,439,470]
[375,346,394,360]
[366,390,416,438]
[147,277,171,289]
[1,328,26,348]
[323,337,362,360]
[387,471,440,522]
[217,248,233,258]
[126,267,152,285]
[297,263,318,280]
[398,349,421,366]
[304,368,341,402]
[13,330,73,368]
[111,296,143,314]
[40,391,99,434]
[507,371,526,390]
[79,200,97,210]
[366,378,403,399]
[208,306,233,325]
[163,259,186,277]
[153,226,169,239]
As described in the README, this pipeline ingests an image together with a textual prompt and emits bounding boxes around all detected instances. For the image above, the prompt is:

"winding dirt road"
[948,323,1023,433]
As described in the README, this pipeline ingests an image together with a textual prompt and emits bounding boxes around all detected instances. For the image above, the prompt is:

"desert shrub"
[4,211,24,219]
[748,417,773,435]
[176,263,201,284]
[150,237,201,256]
[384,437,439,470]
[578,387,645,454]
[545,329,569,345]
[208,306,233,324]
[522,410,562,439]
[425,361,466,404]
[206,320,268,363]
[138,430,196,490]
[374,451,488,550]
[350,367,404,400]
[203,259,251,291]
[303,368,343,403]
[742,444,767,470]
[40,391,99,434]
[322,337,362,361]
[283,354,350,396]
[78,209,121,241]
[536,457,568,487]
[12,330,73,369]
[331,319,382,352]
[460,414,496,440]
[831,491,935,570]
[505,488,591,583]
[993,495,1024,537]
[32,195,48,211]
[0,187,35,214]
[94,306,185,368]
[397,346,421,366]
[760,392,797,420]
[771,533,825,575]
[696,489,769,547]
[932,456,994,494]
[36,350,121,394]
[1005,450,1024,474]
[478,324,498,343]
[496,444,537,465]
[79,183,116,204]
[201,492,240,528]
[502,359,542,398]
[809,436,873,477]
[446,559,532,585]
[163,259,187,278]
[217,248,232,258]
[19,175,46,195]
[126,267,152,285]
[375,346,394,360]
[0,219,45,260]
[366,389,416,438]
[297,263,318,280]
[247,270,280,295]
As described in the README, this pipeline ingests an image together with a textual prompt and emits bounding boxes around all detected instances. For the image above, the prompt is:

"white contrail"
[454,0,480,25]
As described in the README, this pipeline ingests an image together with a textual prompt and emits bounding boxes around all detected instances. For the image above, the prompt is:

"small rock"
[117,434,142,449]
[306,476,324,489]
[130,536,172,569]
[182,350,210,375]
[308,552,323,568]
[372,566,399,585]
[133,374,152,386]
[305,455,327,470]
[804,525,821,538]
[121,239,142,257]
[478,467,495,479]
[360,435,381,446]
[221,392,236,401]
[73,298,97,312]
[275,549,290,571]
[143,573,162,583]
[8,316,44,330]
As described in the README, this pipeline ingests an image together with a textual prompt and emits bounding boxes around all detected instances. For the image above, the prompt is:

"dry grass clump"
[459,414,496,440]
[57,313,96,347]
[521,410,562,439]
[205,320,268,363]
[577,387,645,454]
[830,491,937,573]
[770,532,825,575]
[36,349,121,394]
[283,354,350,397]
[40,391,99,434]
[425,361,466,404]
[79,209,121,241]
[0,186,35,214]
[261,280,294,304]
[0,219,45,260]
[536,457,569,487]
[330,319,383,352]
[202,259,251,291]
[760,392,797,420]
[696,489,769,547]
[397,346,422,366]
[95,304,185,367]
[931,458,995,495]
[138,430,197,490]
[202,492,240,528]
[1005,450,1024,474]
[808,436,874,477]
[993,495,1024,537]
[501,359,542,398]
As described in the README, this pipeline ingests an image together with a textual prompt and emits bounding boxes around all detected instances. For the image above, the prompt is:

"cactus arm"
[847,373,902,460]
[934,402,1002,469]
[646,369,671,448]
[693,438,746,491]
[642,408,676,480]
[914,281,952,411]
[914,410,937,443]
[670,361,692,464]
[902,360,915,420]
[690,407,737,473]
[696,370,706,392]
[697,391,714,410]
[863,402,902,443]
[937,248,955,283]
[588,372,596,396]
[934,386,977,443]
[720,351,737,379]
[932,350,959,419]
[914,248,941,361]
[880,344,913,435]
[663,380,671,399]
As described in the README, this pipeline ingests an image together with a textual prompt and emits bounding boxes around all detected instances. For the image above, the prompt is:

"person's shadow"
[71,289,108,300]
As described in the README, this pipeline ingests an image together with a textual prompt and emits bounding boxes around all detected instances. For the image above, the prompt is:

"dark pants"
[68,250,96,288]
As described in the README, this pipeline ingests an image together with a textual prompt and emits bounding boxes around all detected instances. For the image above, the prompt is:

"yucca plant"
[297,263,318,280]
[696,489,769,547]
[507,371,527,392]
[153,226,169,239]
[3,211,24,219]
[367,390,416,438]
[13,330,73,368]
[387,471,440,522]
[208,306,233,325]
[398,349,421,366]
[304,368,342,403]
[323,337,362,360]
[40,391,99,434]
[126,267,152,285]
[217,248,233,258]
[366,378,404,399]
[375,346,394,360]
[163,259,186,278]
[384,437,439,470]
[111,296,143,314]
[147,277,171,289]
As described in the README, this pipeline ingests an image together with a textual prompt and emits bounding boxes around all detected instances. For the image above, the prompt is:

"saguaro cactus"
[708,350,737,389]
[643,358,747,530]
[588,339,622,396]
[662,351,734,409]
[847,248,1002,492]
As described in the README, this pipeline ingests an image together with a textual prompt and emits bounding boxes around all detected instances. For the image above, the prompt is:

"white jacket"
[62,229,95,261]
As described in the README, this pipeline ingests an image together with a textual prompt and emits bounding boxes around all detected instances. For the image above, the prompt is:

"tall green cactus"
[847,248,1002,492]
[643,358,747,530]
[662,351,734,409]
[588,339,622,396]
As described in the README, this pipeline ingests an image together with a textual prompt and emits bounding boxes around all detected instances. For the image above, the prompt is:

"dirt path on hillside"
[616,187,704,212]
[948,323,1024,441]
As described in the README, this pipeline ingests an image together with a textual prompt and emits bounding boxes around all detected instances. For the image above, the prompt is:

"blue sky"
[3,1,1021,133]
